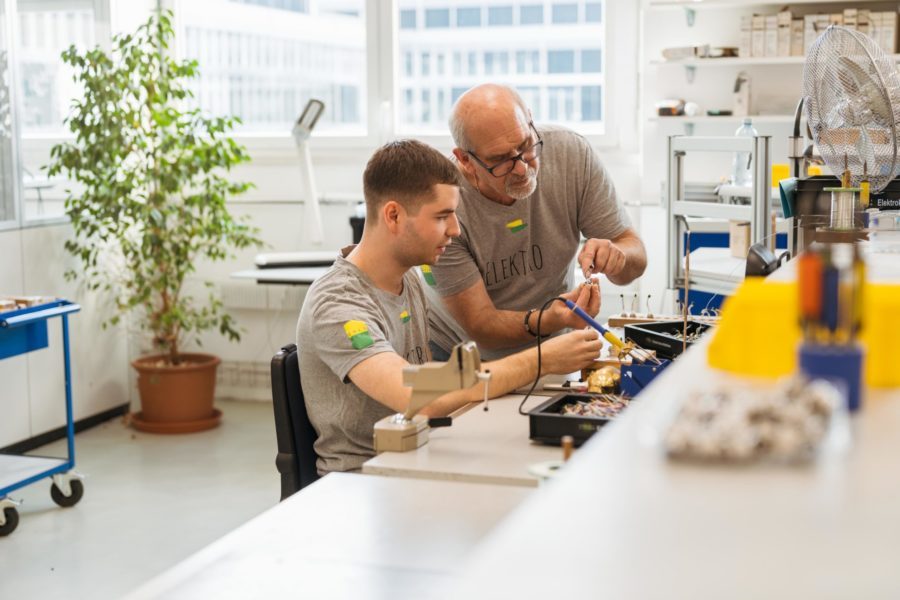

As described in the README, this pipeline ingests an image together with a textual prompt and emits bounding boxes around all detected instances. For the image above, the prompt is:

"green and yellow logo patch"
[343,320,374,350]
[421,265,436,286]
[400,310,411,323]
[506,218,527,233]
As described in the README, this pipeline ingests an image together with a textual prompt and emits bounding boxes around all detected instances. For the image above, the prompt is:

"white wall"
[3,0,658,414]
[0,225,129,447]
[637,0,815,304]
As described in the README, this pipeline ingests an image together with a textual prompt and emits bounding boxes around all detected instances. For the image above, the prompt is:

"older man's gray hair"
[448,84,531,151]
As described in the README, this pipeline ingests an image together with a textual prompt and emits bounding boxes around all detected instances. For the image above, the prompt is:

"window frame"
[3,0,627,232]
[181,0,622,153]
[387,0,619,149]
[7,0,112,230]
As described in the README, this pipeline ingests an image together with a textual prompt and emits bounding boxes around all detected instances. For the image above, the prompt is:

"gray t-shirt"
[296,253,431,474]
[427,125,632,360]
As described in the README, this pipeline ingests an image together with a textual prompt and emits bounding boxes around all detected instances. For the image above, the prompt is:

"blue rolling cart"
[0,299,83,536]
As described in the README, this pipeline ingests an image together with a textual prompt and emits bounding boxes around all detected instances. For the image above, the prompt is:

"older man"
[426,84,646,360]
[297,140,603,474]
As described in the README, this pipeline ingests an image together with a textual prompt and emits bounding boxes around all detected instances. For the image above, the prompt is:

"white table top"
[363,394,566,488]
[448,334,900,599]
[126,473,529,600]
[230,266,329,285]
[687,246,749,284]
[770,244,900,285]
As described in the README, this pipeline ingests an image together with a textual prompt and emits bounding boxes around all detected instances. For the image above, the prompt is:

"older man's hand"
[550,280,601,331]
[579,238,626,279]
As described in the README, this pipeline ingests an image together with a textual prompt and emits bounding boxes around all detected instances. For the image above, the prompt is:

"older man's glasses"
[466,125,543,178]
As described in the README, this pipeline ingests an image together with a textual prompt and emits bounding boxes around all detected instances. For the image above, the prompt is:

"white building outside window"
[396,0,607,136]
[177,0,367,135]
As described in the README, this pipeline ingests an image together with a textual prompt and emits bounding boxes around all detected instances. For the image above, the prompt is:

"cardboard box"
[817,15,830,46]
[752,14,766,57]
[729,221,751,259]
[871,12,882,50]
[804,14,819,53]
[791,19,804,56]
[858,9,870,36]
[765,15,778,57]
[739,15,753,58]
[777,10,792,57]
[843,8,858,30]
[882,11,897,53]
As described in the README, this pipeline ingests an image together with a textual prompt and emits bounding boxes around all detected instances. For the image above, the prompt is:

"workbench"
[446,249,900,599]
[125,473,529,600]
[363,394,565,487]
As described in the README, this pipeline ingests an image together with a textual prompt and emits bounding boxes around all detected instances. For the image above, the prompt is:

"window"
[437,89,447,121]
[515,50,539,73]
[457,7,480,27]
[397,2,608,135]
[484,51,510,75]
[404,51,413,76]
[581,49,602,73]
[0,1,14,224]
[487,6,513,26]
[425,8,449,28]
[518,86,541,120]
[400,9,416,29]
[235,0,308,11]
[585,2,602,23]
[581,85,602,121]
[552,3,578,24]
[16,0,102,222]
[520,5,543,25]
[421,52,430,77]
[421,89,431,123]
[548,86,575,121]
[178,0,366,135]
[548,50,575,73]
[404,88,414,123]
[496,51,509,74]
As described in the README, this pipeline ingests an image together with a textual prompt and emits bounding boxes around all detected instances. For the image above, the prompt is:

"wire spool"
[827,188,859,230]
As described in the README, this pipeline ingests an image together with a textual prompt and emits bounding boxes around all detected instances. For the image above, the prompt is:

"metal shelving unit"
[666,135,772,297]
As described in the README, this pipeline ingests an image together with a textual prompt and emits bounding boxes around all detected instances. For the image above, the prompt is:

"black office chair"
[271,343,320,500]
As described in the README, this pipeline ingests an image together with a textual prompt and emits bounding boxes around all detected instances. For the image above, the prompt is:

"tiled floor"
[1,400,280,600]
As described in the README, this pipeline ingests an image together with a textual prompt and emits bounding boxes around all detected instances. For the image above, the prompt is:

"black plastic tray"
[624,320,712,360]
[528,393,623,446]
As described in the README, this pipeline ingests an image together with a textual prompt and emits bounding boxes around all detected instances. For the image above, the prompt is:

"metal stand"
[666,135,772,298]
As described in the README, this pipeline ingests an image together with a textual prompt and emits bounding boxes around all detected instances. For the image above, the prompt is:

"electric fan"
[804,25,900,193]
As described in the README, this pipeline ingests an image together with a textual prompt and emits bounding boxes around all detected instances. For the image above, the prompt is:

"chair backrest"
[271,343,320,500]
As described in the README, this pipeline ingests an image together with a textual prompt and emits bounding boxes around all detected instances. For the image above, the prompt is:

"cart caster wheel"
[0,507,19,536]
[51,479,84,508]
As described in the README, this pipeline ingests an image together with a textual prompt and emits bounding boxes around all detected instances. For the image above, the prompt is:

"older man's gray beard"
[505,167,538,200]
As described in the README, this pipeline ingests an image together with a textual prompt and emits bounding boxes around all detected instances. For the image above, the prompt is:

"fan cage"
[803,25,900,192]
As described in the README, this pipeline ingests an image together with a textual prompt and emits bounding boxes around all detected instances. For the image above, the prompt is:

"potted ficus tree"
[47,10,262,433]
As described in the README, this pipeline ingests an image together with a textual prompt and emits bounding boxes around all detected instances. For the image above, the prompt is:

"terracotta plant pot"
[130,353,222,433]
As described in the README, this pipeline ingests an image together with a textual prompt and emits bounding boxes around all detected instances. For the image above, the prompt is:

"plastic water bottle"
[732,117,758,187]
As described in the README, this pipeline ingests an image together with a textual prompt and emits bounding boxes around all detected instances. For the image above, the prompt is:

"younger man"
[297,140,602,475]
